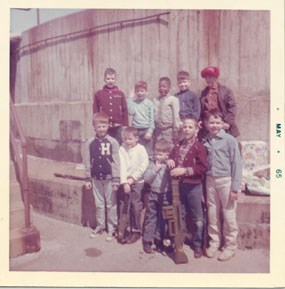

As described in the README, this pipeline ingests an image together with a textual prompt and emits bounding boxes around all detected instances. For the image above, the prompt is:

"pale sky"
[10,8,84,34]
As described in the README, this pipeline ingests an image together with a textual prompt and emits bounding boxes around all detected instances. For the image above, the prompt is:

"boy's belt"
[93,174,112,180]
[179,178,201,184]
[156,126,172,130]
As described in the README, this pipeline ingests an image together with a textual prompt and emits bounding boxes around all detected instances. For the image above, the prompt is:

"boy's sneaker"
[106,233,115,242]
[154,239,167,256]
[90,227,103,238]
[218,249,236,261]
[117,232,128,244]
[206,246,218,258]
[163,239,172,247]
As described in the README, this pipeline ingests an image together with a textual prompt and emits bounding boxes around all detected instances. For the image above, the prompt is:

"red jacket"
[169,139,207,184]
[93,85,128,126]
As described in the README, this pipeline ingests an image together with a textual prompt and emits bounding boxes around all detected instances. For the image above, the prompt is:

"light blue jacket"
[127,97,155,134]
[203,129,242,192]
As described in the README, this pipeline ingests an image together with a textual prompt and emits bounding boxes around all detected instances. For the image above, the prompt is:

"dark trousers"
[143,191,171,242]
[179,183,204,249]
[118,182,144,232]
[108,126,123,144]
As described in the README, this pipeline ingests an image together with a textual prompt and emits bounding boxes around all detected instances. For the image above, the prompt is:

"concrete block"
[237,194,270,224]
[238,223,270,250]
[10,226,41,258]
[29,178,92,226]
[237,194,270,250]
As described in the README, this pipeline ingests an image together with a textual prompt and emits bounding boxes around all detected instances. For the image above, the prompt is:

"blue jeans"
[143,191,171,242]
[108,126,123,144]
[179,182,204,249]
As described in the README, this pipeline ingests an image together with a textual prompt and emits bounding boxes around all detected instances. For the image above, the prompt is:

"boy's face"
[122,133,139,149]
[177,78,190,92]
[158,80,170,97]
[104,73,116,88]
[155,151,169,163]
[135,88,147,100]
[205,76,217,88]
[182,119,198,140]
[204,115,223,137]
[94,122,109,138]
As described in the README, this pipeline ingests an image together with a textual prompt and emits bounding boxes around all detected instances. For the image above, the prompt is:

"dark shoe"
[117,232,128,244]
[127,232,141,244]
[154,240,167,256]
[143,241,152,254]
[194,247,203,258]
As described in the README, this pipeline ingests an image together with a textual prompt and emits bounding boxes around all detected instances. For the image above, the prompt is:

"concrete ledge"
[26,156,270,250]
[28,156,96,228]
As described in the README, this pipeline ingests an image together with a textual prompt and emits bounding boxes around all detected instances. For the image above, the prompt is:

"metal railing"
[10,99,31,228]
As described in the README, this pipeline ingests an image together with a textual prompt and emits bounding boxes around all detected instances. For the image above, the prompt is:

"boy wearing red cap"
[200,66,240,138]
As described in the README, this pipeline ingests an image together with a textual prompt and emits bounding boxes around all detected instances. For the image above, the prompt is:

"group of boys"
[84,66,242,262]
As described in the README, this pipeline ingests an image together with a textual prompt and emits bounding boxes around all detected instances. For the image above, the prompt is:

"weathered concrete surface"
[9,212,269,275]
[237,193,270,250]
[25,156,270,250]
[10,226,41,258]
[10,162,41,258]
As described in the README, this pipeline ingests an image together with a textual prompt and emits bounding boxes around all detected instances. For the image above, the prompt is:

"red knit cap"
[201,66,220,78]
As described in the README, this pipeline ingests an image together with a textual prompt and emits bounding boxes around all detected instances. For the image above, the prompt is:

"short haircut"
[177,70,190,81]
[93,112,109,125]
[203,109,224,121]
[154,139,171,153]
[121,126,139,138]
[104,67,116,77]
[135,80,147,91]
[182,116,199,127]
[159,76,171,86]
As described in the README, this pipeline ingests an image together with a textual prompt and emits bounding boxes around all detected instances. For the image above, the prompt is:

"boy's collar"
[95,135,108,140]
[208,129,226,139]
[123,143,138,150]
[158,93,170,99]
[181,137,196,146]
[179,88,189,93]
[103,85,118,91]
[134,96,145,102]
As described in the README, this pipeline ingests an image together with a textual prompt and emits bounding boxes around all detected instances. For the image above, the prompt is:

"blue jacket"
[175,89,201,120]
[144,160,171,193]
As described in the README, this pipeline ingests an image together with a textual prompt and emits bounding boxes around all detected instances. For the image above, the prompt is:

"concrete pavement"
[9,212,269,273]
